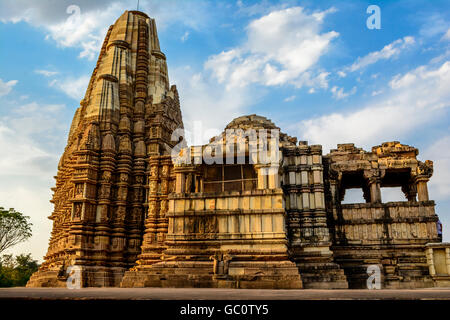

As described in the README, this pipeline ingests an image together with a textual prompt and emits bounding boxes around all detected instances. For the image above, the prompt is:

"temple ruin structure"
[27,10,449,289]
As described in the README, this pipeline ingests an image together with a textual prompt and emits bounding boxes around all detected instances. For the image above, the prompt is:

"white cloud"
[0,79,18,97]
[170,65,255,145]
[371,90,383,96]
[0,100,68,260]
[330,86,356,100]
[205,6,338,90]
[50,75,90,100]
[419,13,450,39]
[293,60,450,153]
[0,180,54,262]
[35,69,59,77]
[443,28,450,41]
[46,3,124,60]
[0,0,213,60]
[0,124,57,177]
[0,1,125,60]
[347,36,415,72]
[181,31,189,42]
[284,95,296,102]
[166,6,338,145]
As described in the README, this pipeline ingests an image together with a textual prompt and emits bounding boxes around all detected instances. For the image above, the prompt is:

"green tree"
[0,254,39,287]
[0,207,32,254]
[0,254,14,287]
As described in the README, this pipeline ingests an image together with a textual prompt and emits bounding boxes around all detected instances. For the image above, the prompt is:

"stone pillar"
[329,180,338,204]
[175,171,185,193]
[255,165,268,189]
[364,170,383,204]
[328,171,341,205]
[363,186,371,203]
[267,166,279,189]
[256,164,280,189]
[368,177,382,203]
[194,173,203,193]
[174,165,196,194]
[402,182,417,202]
[416,177,429,202]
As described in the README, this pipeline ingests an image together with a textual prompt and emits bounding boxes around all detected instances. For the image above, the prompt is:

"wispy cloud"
[294,59,450,153]
[49,75,90,100]
[180,31,189,42]
[35,69,59,77]
[284,95,296,102]
[0,100,67,261]
[0,78,18,97]
[330,86,356,100]
[346,36,415,73]
[442,28,450,41]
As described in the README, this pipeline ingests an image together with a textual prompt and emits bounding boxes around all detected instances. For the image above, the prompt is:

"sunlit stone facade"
[27,11,449,289]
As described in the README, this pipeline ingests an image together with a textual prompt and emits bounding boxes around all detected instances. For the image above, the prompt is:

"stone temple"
[27,11,450,289]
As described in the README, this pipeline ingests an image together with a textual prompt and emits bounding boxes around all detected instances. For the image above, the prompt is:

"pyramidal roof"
[79,10,170,119]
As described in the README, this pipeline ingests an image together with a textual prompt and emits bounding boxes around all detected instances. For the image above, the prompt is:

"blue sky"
[0,0,449,261]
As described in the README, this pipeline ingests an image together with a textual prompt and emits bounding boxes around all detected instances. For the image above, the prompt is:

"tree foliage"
[0,207,32,254]
[0,253,39,287]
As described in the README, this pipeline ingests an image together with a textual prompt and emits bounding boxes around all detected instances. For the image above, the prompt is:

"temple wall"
[324,142,440,288]
[334,201,438,243]
[282,142,348,288]
[167,189,286,247]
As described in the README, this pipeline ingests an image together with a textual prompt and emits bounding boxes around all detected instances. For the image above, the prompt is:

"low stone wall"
[121,189,303,289]
[330,201,439,288]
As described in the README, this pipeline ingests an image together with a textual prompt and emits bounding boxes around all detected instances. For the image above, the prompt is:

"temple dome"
[225,114,279,131]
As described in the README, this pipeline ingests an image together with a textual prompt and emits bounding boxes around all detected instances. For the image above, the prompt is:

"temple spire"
[27,10,183,288]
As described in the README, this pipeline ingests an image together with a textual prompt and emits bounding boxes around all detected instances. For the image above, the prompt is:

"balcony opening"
[342,188,366,204]
[381,169,412,202]
[339,171,369,204]
[381,187,407,202]
[203,163,257,193]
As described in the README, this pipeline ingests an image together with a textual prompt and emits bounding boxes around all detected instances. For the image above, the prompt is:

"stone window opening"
[381,169,416,202]
[339,171,371,204]
[203,163,257,193]
[341,188,366,204]
[381,187,409,203]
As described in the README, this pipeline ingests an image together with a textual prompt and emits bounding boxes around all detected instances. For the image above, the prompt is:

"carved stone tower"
[27,10,183,287]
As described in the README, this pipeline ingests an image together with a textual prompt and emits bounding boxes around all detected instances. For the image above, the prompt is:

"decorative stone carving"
[28,10,443,291]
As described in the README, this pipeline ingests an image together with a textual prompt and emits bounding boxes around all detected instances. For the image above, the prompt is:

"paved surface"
[1,287,450,300]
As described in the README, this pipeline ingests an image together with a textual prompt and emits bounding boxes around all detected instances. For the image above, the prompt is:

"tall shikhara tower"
[28,11,183,287]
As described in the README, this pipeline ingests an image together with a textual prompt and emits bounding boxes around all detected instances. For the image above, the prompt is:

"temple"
[27,10,450,289]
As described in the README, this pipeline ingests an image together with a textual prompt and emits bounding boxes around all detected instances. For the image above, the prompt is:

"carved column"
[402,182,417,202]
[157,158,172,243]
[175,170,186,193]
[416,177,430,202]
[369,177,382,203]
[364,170,383,203]
[415,160,433,202]
[255,164,271,189]
[147,157,160,244]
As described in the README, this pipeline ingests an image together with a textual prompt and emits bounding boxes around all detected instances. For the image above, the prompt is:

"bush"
[0,254,39,287]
